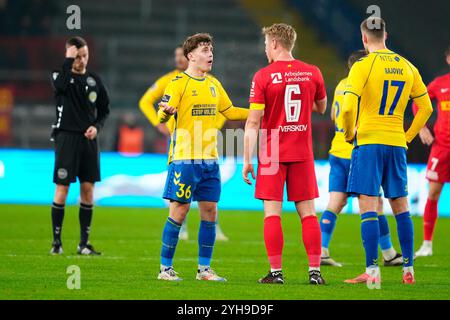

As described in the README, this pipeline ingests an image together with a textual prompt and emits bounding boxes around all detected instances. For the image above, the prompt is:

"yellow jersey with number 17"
[345,49,428,147]
[329,77,353,159]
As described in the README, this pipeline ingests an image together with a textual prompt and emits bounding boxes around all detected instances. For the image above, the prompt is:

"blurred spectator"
[113,113,145,155]
[0,0,57,36]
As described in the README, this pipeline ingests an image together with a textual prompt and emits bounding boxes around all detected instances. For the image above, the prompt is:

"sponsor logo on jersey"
[192,104,217,116]
[271,73,283,84]
[86,76,96,87]
[441,88,449,93]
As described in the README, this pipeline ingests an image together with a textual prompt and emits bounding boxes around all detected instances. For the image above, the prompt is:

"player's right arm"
[405,64,433,143]
[243,71,265,185]
[157,80,182,123]
[51,46,77,92]
[342,60,367,143]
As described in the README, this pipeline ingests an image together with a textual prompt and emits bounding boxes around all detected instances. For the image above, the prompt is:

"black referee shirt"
[51,58,110,134]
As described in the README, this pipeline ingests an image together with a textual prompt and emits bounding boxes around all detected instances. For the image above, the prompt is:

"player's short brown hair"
[360,17,386,41]
[182,33,213,59]
[66,36,87,49]
[262,23,297,51]
[348,50,367,69]
[445,45,450,57]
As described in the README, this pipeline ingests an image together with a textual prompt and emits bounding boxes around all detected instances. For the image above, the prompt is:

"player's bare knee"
[169,202,190,224]
[199,204,217,222]
[389,197,409,215]
[80,183,94,204]
[54,185,69,204]
[428,183,443,201]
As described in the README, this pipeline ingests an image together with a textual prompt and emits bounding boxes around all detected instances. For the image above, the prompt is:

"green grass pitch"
[1,204,449,300]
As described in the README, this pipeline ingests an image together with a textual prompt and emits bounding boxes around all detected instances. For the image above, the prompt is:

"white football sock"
[382,247,397,261]
[403,266,414,275]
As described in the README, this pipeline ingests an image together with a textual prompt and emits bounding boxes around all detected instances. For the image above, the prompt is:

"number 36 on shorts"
[174,178,192,199]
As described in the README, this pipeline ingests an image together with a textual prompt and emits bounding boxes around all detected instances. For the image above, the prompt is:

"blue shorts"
[163,160,221,203]
[347,144,408,199]
[328,154,351,193]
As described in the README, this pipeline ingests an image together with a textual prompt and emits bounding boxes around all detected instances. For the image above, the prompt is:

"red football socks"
[264,216,284,270]
[424,199,438,241]
[301,215,321,268]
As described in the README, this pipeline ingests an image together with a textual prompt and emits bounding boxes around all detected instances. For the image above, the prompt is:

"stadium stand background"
[1,0,449,162]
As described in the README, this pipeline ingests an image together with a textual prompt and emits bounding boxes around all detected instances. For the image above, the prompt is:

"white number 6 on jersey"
[284,84,301,123]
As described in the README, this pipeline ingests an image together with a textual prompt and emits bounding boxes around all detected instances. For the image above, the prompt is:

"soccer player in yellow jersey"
[156,33,249,281]
[342,17,433,285]
[138,45,229,241]
[139,45,187,137]
[320,50,402,268]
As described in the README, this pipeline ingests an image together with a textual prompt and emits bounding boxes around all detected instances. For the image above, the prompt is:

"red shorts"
[426,144,450,183]
[255,160,319,202]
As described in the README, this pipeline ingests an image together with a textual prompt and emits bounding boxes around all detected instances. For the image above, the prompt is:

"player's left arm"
[217,82,249,120]
[88,77,110,139]
[405,65,433,143]
[220,105,249,120]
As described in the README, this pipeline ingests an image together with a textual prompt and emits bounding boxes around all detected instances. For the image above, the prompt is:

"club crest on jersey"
[88,91,97,103]
[86,76,96,87]
[271,73,283,84]
[210,86,216,97]
[192,90,198,97]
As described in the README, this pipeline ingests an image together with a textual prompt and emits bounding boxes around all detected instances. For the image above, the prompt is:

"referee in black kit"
[50,36,110,255]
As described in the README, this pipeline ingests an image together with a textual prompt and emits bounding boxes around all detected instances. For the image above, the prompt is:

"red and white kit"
[249,60,326,201]
[415,73,450,183]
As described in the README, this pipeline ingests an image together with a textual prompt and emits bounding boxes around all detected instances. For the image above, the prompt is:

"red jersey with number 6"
[249,60,326,162]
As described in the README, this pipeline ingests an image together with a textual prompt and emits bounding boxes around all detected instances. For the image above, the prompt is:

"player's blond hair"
[262,23,297,51]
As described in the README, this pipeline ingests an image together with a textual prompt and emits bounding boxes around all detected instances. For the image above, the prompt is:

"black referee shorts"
[53,130,101,185]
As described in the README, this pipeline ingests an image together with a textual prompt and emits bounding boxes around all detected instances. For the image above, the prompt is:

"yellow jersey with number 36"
[161,72,246,162]
[345,49,428,147]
